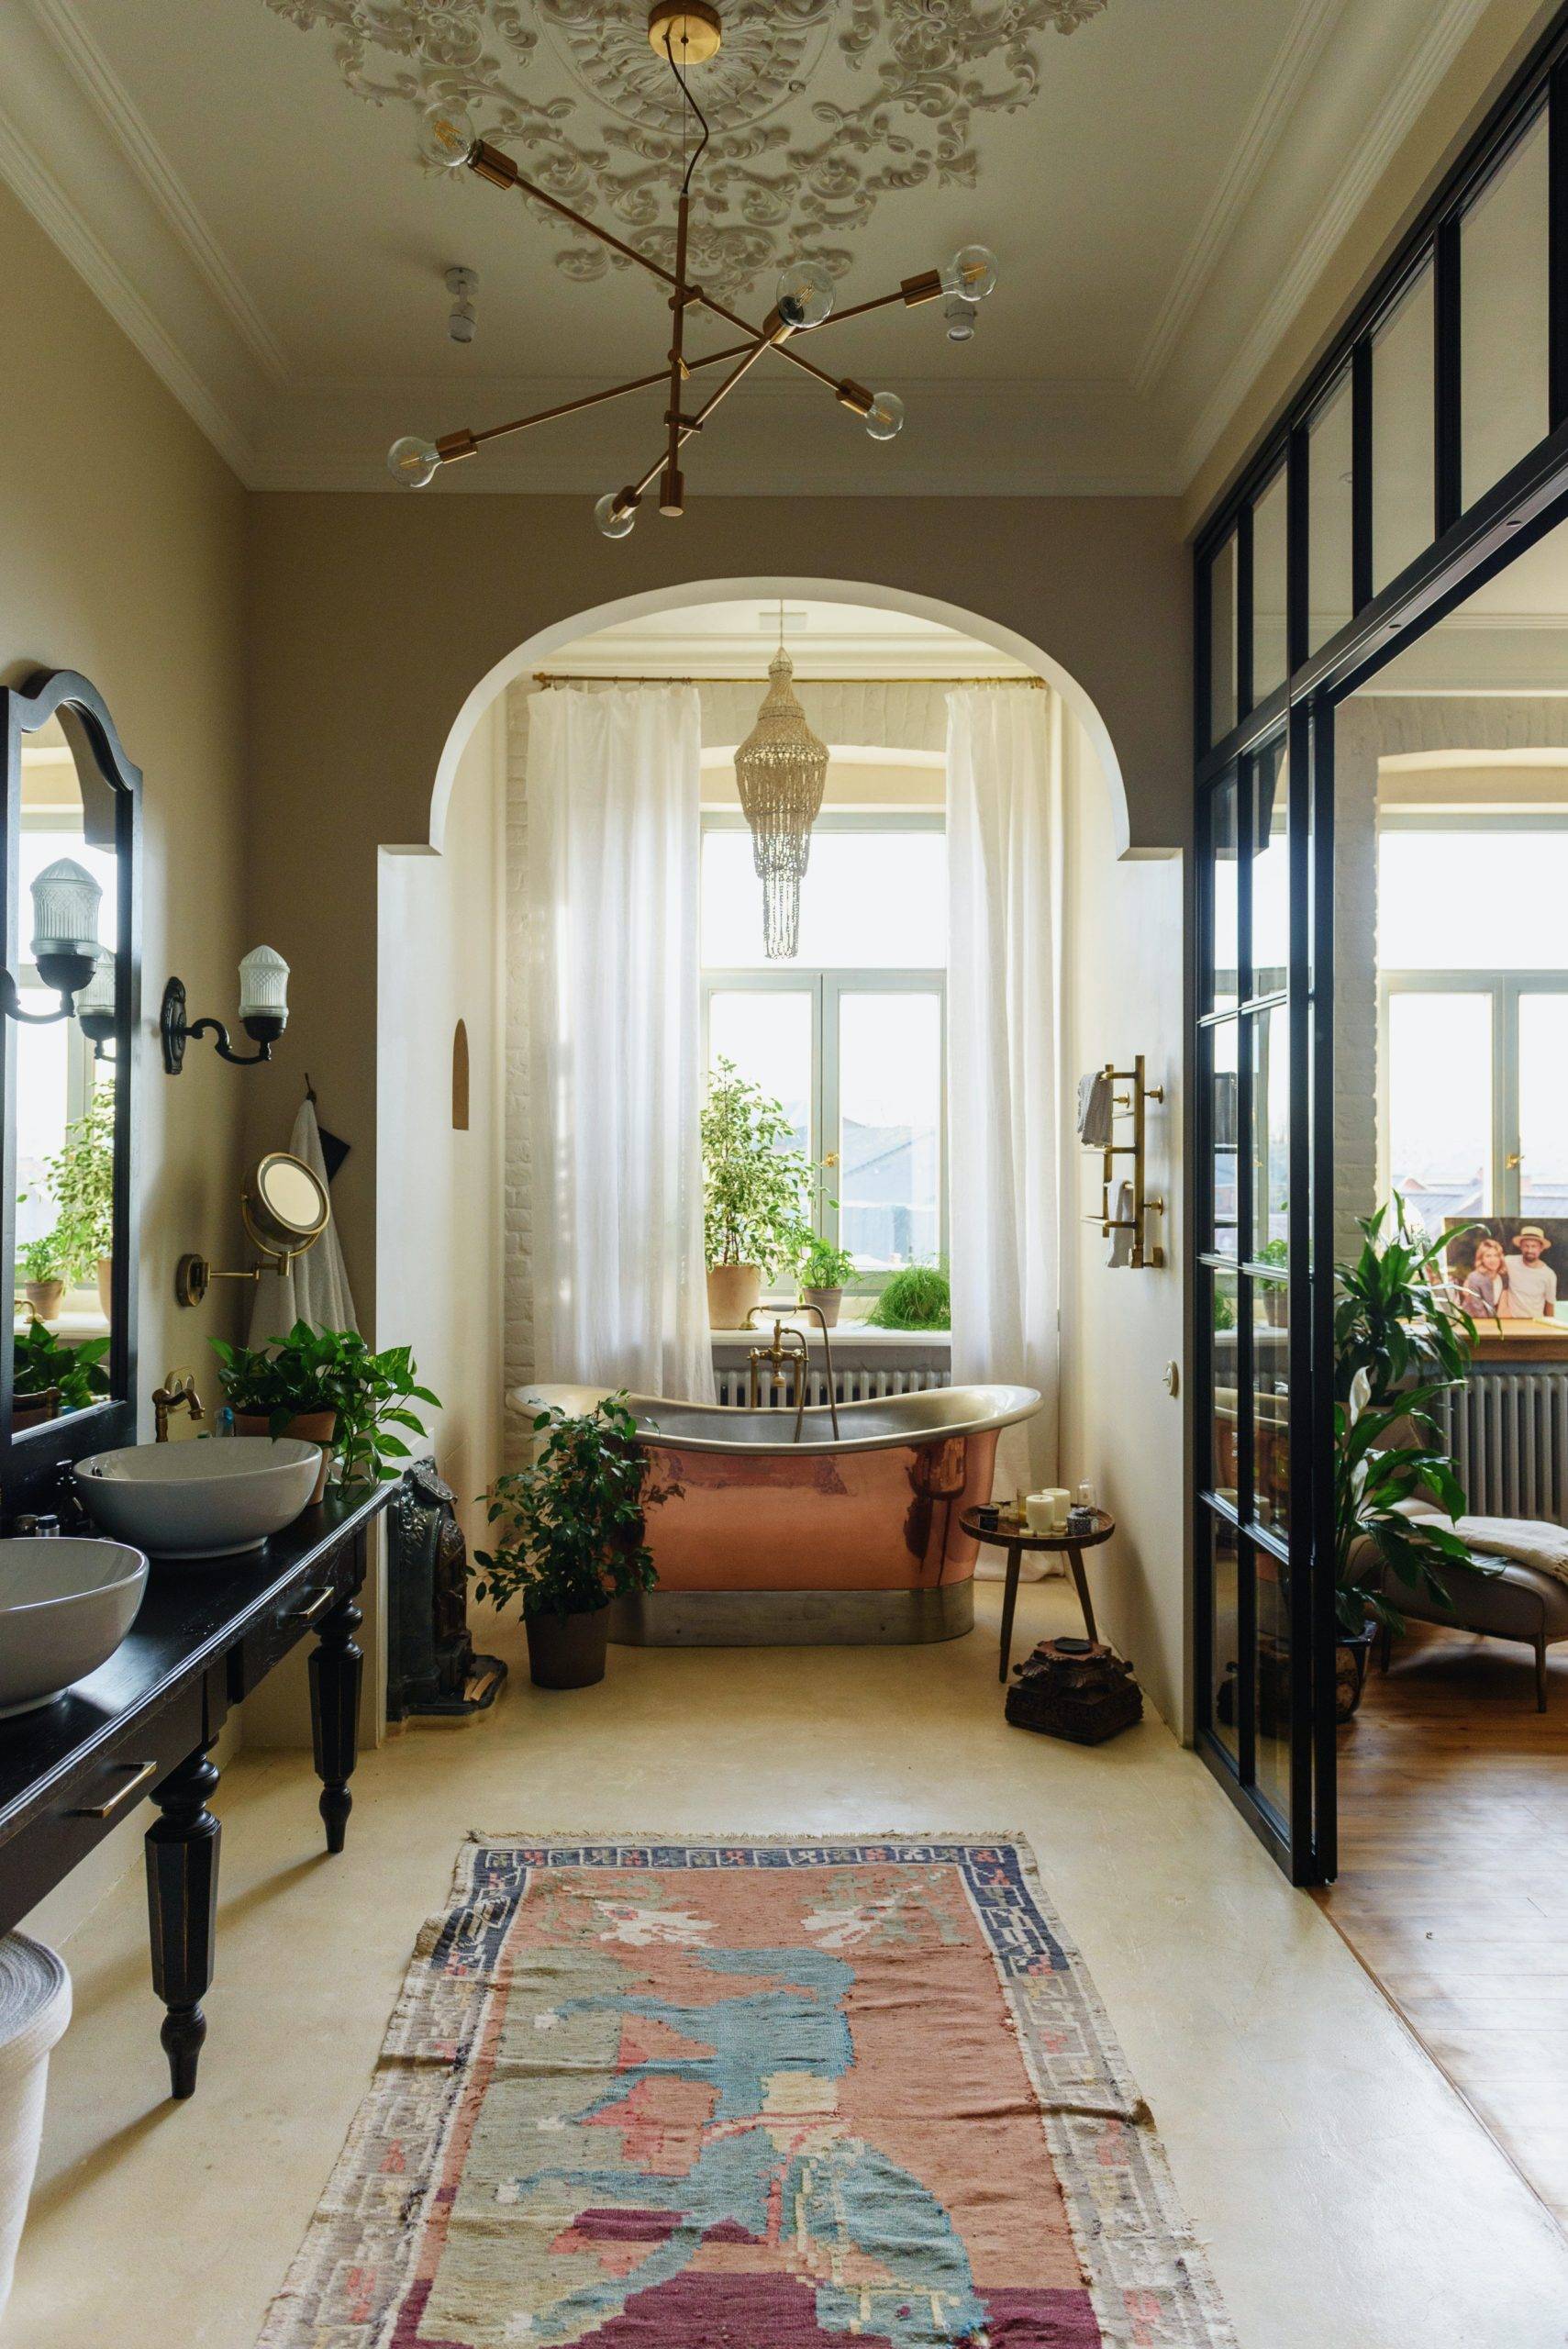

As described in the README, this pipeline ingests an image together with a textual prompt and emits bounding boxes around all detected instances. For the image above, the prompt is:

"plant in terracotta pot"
[13,1321,108,1428]
[1330,1199,1484,1719]
[42,1085,115,1315]
[798,1237,856,1329]
[701,1057,814,1329]
[16,1233,67,1323]
[472,1393,679,1689]
[210,1323,439,1503]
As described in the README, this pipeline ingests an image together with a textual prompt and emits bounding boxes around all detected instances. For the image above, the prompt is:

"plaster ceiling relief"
[262,0,1110,299]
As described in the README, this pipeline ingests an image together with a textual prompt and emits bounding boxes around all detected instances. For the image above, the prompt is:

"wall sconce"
[161,947,289,1074]
[0,858,102,1025]
[76,949,117,1061]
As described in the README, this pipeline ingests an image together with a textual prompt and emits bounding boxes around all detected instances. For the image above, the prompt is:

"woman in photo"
[1460,1232,1508,1320]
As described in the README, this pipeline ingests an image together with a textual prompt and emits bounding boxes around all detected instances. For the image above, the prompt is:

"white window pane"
[1307,373,1353,652]
[1372,265,1435,594]
[1462,114,1549,510]
[1251,469,1288,703]
[1519,994,1568,1219]
[1387,992,1491,1223]
[706,991,811,1159]
[702,829,944,968]
[1380,832,1568,970]
[838,993,940,1268]
[15,1015,71,1249]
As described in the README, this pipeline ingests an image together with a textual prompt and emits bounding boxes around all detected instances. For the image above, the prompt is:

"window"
[701,813,946,1297]
[15,814,114,1275]
[1380,822,1568,1221]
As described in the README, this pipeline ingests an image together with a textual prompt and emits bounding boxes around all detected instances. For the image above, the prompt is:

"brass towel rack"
[1085,1053,1165,1269]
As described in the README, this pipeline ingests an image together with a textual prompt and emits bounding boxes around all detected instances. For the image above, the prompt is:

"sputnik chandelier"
[387,0,998,537]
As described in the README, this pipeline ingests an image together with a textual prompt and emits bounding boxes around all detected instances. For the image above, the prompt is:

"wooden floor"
[1317,1620,1568,2233]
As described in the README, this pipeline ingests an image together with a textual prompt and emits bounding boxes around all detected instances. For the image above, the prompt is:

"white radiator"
[714,1364,951,1410]
[1439,1371,1568,1522]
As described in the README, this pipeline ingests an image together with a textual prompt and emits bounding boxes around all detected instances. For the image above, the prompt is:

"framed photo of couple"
[1442,1218,1564,1322]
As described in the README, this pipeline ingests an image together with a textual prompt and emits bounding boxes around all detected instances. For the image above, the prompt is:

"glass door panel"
[1518,992,1568,1223]
[1372,263,1436,592]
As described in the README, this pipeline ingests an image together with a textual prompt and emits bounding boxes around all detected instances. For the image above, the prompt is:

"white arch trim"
[426,574,1130,856]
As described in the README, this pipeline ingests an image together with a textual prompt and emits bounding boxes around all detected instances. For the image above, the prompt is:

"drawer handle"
[72,1759,158,1820]
[287,1585,337,1625]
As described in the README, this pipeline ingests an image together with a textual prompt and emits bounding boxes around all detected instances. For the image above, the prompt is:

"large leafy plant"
[44,1085,115,1279]
[701,1057,815,1275]
[472,1394,679,1621]
[1333,1199,1482,1636]
[210,1321,439,1484]
[14,1322,108,1414]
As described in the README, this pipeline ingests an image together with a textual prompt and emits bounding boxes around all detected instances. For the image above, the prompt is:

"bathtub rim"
[506,1381,1040,1458]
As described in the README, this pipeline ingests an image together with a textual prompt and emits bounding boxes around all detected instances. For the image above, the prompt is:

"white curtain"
[946,685,1061,1507]
[526,685,716,1401]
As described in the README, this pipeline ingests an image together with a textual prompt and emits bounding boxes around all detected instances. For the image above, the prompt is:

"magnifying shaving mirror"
[175,1150,330,1308]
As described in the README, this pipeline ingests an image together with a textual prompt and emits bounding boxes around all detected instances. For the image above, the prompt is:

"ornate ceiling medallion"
[265,0,1108,299]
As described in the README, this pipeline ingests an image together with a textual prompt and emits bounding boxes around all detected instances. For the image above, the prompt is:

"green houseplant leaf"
[209,1321,439,1484]
[471,1393,679,1620]
[701,1058,816,1278]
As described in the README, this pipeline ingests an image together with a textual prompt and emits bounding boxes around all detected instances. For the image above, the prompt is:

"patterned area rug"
[257,1835,1234,2349]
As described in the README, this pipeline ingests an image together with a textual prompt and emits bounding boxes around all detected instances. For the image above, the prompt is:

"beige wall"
[245,495,1189,1318]
[1059,716,1187,1733]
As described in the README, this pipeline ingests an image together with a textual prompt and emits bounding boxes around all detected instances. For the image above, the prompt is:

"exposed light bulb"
[774,262,835,331]
[944,298,977,343]
[595,493,637,540]
[418,99,477,169]
[388,434,441,487]
[864,392,905,442]
[940,244,998,302]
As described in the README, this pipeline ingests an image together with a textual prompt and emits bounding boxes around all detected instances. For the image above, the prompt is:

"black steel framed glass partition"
[1192,10,1568,1882]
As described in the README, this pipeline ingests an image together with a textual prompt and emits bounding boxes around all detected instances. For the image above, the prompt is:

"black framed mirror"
[0,670,139,1514]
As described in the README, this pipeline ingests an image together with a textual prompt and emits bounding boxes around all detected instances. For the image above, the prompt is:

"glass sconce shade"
[388,435,441,488]
[940,245,998,302]
[864,391,906,441]
[76,949,116,1020]
[774,262,835,331]
[30,857,102,968]
[239,945,290,1030]
[418,99,477,169]
[594,493,637,539]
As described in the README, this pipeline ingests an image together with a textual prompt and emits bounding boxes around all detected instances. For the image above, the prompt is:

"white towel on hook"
[1106,1180,1135,1268]
[247,1097,359,1343]
[1077,1070,1115,1152]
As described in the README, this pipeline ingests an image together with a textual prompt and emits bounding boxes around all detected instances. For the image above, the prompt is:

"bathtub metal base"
[608,1583,974,1648]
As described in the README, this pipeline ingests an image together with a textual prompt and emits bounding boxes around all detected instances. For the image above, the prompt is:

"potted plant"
[43,1086,115,1318]
[472,1393,679,1688]
[701,1057,814,1328]
[866,1263,951,1330]
[209,1322,439,1502]
[798,1237,856,1328]
[13,1322,108,1428]
[16,1234,67,1323]
[1330,1200,1482,1719]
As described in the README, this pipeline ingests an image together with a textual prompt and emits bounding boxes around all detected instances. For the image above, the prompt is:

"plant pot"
[11,1390,58,1431]
[0,1932,71,2321]
[1334,1620,1377,1722]
[233,1408,337,1503]
[526,1608,608,1690]
[706,1264,762,1330]
[801,1285,842,1329]
[96,1256,113,1321]
[21,1282,63,1322]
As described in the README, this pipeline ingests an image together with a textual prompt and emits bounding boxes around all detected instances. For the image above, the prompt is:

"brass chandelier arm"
[618,329,781,513]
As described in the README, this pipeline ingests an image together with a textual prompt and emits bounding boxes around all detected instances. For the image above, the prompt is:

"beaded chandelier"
[735,631,829,959]
[386,2,998,535]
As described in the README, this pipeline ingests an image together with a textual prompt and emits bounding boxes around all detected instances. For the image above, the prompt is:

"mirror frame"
[0,669,140,1518]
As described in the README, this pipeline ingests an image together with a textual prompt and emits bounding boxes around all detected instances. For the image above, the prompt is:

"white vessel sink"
[0,1538,148,1718]
[73,1438,322,1560]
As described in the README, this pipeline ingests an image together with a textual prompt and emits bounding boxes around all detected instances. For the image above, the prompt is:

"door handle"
[72,1758,158,1820]
[1506,1152,1522,1169]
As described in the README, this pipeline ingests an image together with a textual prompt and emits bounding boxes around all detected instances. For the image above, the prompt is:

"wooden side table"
[960,1507,1117,1683]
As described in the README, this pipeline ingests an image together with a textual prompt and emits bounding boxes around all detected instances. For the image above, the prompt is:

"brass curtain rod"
[532,672,1046,689]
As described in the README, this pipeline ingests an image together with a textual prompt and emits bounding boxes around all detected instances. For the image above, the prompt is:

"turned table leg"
[145,1744,221,2099]
[311,1586,363,1854]
[997,1541,1024,1684]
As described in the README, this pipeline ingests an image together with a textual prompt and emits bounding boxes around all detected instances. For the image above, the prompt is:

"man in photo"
[1503,1225,1558,1319]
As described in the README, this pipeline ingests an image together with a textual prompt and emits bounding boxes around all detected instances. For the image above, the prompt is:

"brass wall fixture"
[387,2,998,535]
[1085,1054,1166,1270]
[175,1151,330,1309]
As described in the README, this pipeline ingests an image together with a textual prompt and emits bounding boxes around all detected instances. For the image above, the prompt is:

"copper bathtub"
[509,1384,1040,1645]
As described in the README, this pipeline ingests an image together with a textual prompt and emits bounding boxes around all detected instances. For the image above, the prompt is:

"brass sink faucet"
[152,1372,205,1442]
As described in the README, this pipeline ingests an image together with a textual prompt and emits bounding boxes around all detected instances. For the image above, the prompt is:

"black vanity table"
[0,1485,390,2099]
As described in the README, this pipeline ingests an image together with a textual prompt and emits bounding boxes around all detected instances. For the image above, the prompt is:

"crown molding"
[1133,0,1351,398]
[1173,0,1488,488]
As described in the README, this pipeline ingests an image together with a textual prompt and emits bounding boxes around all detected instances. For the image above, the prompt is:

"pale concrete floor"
[7,1577,1568,2349]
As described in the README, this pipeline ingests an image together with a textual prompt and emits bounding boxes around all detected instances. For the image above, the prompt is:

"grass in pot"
[12,1322,108,1428]
[798,1238,856,1329]
[702,1058,814,1329]
[473,1394,679,1689]
[210,1321,439,1501]
[866,1263,951,1331]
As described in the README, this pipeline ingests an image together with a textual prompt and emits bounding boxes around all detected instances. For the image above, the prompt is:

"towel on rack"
[1077,1070,1115,1151]
[1107,1180,1135,1268]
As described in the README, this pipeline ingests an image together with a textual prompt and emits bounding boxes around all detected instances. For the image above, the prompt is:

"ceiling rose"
[265,0,1109,299]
